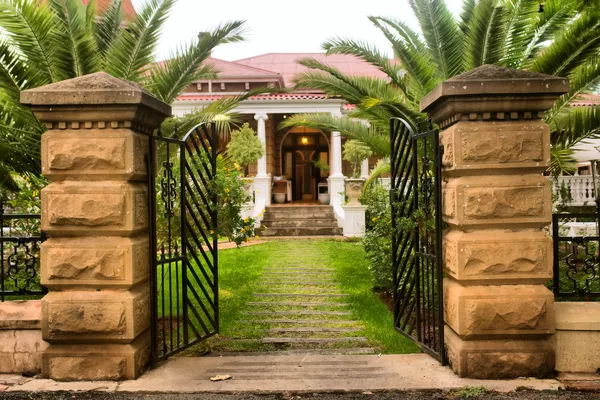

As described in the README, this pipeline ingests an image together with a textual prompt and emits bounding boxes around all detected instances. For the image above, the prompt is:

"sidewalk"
[3,354,562,393]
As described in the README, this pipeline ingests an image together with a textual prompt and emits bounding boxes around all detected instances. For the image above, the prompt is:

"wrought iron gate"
[147,122,219,364]
[390,117,445,364]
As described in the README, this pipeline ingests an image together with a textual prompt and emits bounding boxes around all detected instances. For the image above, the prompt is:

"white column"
[254,112,268,178]
[360,159,369,179]
[253,112,271,209]
[328,111,345,228]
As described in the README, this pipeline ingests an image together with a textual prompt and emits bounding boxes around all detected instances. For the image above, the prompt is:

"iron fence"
[0,201,46,301]
[552,212,600,300]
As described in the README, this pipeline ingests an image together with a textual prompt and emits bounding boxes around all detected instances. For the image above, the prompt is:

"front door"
[282,133,329,202]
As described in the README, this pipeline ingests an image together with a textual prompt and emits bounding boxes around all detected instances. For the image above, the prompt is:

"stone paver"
[4,354,560,393]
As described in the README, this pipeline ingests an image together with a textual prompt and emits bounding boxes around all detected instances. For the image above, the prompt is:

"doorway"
[281,131,329,202]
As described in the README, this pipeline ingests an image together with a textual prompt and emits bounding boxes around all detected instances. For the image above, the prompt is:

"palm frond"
[95,0,124,56]
[365,158,391,188]
[368,17,439,99]
[0,0,59,83]
[145,20,246,103]
[501,0,539,69]
[322,35,411,100]
[551,105,600,150]
[49,0,101,78]
[547,57,600,123]
[105,0,175,81]
[531,8,600,77]
[408,0,464,78]
[465,0,508,70]
[549,146,577,176]
[459,0,476,35]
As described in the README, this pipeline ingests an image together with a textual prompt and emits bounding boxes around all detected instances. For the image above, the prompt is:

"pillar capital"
[21,72,171,135]
[420,64,568,129]
[254,112,269,121]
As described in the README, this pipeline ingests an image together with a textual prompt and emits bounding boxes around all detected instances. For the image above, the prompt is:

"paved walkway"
[3,354,561,393]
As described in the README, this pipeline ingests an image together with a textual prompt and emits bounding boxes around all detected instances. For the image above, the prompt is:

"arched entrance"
[279,127,330,202]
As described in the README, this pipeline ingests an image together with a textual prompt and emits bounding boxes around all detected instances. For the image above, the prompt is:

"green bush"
[226,123,264,171]
[343,140,372,178]
[361,183,393,289]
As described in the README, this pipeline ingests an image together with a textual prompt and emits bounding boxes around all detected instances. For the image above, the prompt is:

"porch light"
[301,136,309,145]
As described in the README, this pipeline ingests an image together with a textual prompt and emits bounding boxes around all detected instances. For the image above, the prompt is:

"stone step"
[263,210,336,220]
[261,268,335,273]
[245,310,352,316]
[252,293,348,298]
[238,319,360,324]
[268,327,360,333]
[247,302,348,307]
[262,219,339,228]
[261,337,368,344]
[256,281,338,286]
[256,226,343,237]
[206,347,376,356]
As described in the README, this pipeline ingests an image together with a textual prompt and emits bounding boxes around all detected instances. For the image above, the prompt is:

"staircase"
[256,205,342,237]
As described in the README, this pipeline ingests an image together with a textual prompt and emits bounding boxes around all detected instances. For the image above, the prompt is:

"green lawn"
[179,239,419,355]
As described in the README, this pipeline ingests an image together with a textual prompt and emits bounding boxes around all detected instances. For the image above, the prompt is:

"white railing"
[552,175,600,206]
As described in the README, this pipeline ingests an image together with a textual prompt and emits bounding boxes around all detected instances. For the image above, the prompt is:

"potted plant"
[226,123,265,199]
[343,140,372,205]
[312,160,330,204]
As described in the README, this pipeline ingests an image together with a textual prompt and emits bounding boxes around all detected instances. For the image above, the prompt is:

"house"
[171,53,384,236]
[553,94,600,208]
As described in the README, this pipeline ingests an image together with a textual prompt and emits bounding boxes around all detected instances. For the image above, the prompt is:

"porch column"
[421,65,568,379]
[254,112,268,177]
[328,112,345,227]
[254,112,271,206]
[360,159,369,179]
[21,72,171,380]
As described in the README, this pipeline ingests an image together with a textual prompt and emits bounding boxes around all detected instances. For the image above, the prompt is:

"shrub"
[361,183,393,289]
[343,140,372,178]
[226,123,264,171]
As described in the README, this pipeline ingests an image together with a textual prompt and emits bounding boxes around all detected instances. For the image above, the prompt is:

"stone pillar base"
[342,205,366,237]
[254,175,272,207]
[445,326,554,379]
[42,330,150,381]
[328,176,346,227]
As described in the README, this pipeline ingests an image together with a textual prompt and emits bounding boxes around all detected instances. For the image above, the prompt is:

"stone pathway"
[210,245,375,355]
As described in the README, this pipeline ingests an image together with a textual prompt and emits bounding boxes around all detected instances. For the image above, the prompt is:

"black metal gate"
[390,117,445,364]
[147,122,219,364]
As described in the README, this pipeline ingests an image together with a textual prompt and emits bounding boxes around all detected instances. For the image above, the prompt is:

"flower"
[209,230,214,234]
[255,235,260,239]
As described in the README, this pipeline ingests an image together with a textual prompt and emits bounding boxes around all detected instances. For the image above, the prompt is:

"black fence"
[0,201,46,301]
[552,212,600,300]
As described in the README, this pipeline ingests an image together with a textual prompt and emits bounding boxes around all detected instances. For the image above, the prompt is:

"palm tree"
[0,0,246,191]
[281,0,600,178]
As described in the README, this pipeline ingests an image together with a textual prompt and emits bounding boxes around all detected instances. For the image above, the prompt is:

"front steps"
[256,205,342,237]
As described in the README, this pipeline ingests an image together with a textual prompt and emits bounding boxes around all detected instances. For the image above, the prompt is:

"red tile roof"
[572,94,600,107]
[177,93,329,102]
[203,57,281,79]
[233,53,389,86]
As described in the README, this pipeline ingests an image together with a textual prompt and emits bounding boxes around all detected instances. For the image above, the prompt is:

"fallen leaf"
[361,391,373,395]
[210,374,232,382]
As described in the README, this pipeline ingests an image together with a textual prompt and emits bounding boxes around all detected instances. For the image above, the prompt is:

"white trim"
[172,99,345,117]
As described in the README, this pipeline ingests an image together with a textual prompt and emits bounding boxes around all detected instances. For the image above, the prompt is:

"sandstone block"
[41,286,150,343]
[42,129,148,180]
[440,121,549,172]
[0,300,41,330]
[444,279,555,339]
[442,175,551,227]
[554,302,600,373]
[444,326,554,379]
[41,235,148,289]
[0,329,49,374]
[443,230,552,284]
[41,181,148,236]
[41,330,150,381]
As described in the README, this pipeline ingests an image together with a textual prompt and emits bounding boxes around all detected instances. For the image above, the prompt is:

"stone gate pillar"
[421,65,568,379]
[21,73,171,381]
